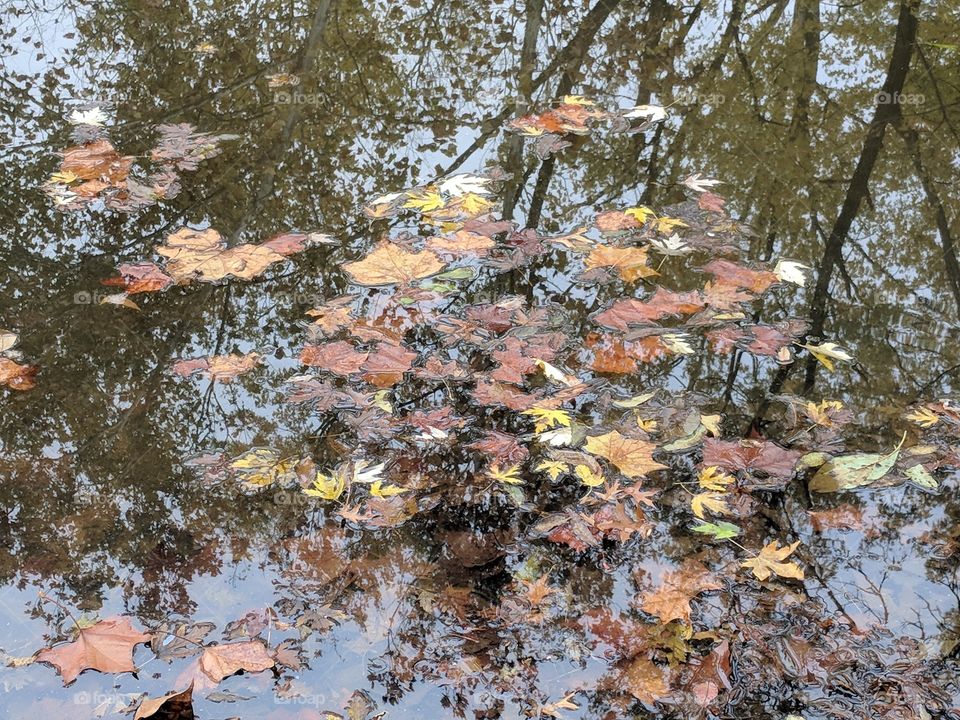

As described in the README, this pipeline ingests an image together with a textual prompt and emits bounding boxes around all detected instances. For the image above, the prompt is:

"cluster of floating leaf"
[17,100,958,718]
[42,108,235,212]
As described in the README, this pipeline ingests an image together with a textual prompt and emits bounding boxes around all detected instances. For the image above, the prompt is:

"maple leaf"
[775,259,809,286]
[343,242,446,286]
[178,640,275,690]
[541,692,579,718]
[624,104,667,122]
[426,230,496,256]
[157,228,288,282]
[620,654,670,704]
[522,406,572,432]
[134,684,194,720]
[691,491,730,519]
[103,262,174,294]
[300,341,369,375]
[36,616,151,685]
[171,352,259,382]
[595,210,644,233]
[68,107,109,126]
[584,245,658,282]
[535,460,568,480]
[303,468,348,500]
[682,173,723,193]
[403,190,445,212]
[370,479,408,497]
[740,540,804,581]
[575,463,605,487]
[639,561,722,623]
[584,431,667,478]
[701,259,777,294]
[60,139,133,182]
[438,173,493,196]
[487,464,523,485]
[698,466,734,491]
[362,342,417,387]
[229,448,299,488]
[702,438,800,481]
[906,406,940,428]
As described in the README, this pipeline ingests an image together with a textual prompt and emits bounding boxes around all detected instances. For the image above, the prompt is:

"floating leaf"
[36,617,151,685]
[740,540,804,581]
[584,431,667,478]
[343,242,446,286]
[691,521,740,539]
[808,433,905,492]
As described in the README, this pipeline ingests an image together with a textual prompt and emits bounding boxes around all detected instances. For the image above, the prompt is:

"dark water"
[1,0,959,718]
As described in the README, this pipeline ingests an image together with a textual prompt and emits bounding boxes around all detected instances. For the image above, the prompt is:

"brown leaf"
[343,242,445,286]
[156,228,291,283]
[593,289,704,330]
[740,540,804,581]
[0,357,38,391]
[61,139,133,183]
[178,640,275,690]
[134,683,194,720]
[36,616,151,685]
[102,263,174,294]
[584,245,658,282]
[701,259,777,294]
[584,431,667,478]
[362,342,417,387]
[639,561,721,624]
[621,655,670,704]
[702,438,800,481]
[171,352,259,382]
[300,341,369,375]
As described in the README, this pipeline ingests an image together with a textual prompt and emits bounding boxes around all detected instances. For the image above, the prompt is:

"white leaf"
[439,174,493,197]
[649,233,692,256]
[682,173,723,193]
[367,191,404,206]
[775,259,810,287]
[538,428,573,447]
[352,460,387,484]
[68,108,109,127]
[624,104,667,123]
[661,333,695,355]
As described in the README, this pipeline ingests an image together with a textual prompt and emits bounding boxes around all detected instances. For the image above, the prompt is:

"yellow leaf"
[535,460,568,480]
[698,466,734,491]
[906,407,939,428]
[522,407,572,433]
[303,469,346,501]
[655,217,688,234]
[584,245,658,282]
[574,464,605,487]
[456,193,493,217]
[487,464,523,485]
[636,417,658,432]
[691,491,729,519]
[370,480,408,497]
[800,342,852,372]
[624,206,654,223]
[403,190,444,212]
[740,540,804,581]
[699,414,722,436]
[49,170,79,185]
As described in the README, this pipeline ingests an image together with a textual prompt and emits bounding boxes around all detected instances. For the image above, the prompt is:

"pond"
[1,0,959,718]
